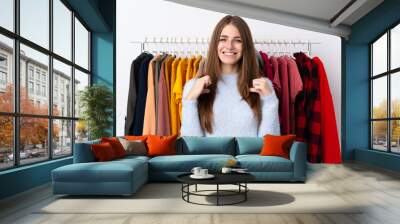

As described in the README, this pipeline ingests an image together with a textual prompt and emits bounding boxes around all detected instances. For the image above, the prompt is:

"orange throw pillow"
[260,134,296,159]
[124,135,149,141]
[146,135,178,157]
[101,137,127,158]
[91,142,117,161]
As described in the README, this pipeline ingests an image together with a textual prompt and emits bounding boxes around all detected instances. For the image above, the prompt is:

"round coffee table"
[177,172,255,206]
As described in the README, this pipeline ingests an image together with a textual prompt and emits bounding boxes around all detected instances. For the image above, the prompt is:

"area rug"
[37,183,362,214]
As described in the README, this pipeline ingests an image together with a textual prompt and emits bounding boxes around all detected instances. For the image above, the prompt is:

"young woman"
[181,15,280,137]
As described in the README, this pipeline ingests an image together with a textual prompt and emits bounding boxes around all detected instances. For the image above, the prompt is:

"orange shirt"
[142,55,161,134]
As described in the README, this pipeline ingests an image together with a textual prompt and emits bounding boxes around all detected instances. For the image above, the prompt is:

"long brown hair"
[198,15,262,134]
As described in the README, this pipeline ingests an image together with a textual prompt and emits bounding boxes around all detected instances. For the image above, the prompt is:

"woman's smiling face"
[217,23,243,66]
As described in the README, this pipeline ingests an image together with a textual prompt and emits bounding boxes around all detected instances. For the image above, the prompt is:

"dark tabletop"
[177,172,255,185]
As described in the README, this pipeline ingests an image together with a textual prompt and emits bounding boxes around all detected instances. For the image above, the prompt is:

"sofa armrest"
[289,141,307,181]
[73,140,100,163]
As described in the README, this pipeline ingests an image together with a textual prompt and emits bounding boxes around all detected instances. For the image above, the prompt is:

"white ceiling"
[165,0,384,38]
[225,0,352,22]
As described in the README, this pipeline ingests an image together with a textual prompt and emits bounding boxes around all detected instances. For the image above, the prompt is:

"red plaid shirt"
[294,52,322,163]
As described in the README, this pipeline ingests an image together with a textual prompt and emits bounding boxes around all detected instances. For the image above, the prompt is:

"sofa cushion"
[235,137,263,155]
[177,136,235,155]
[53,163,132,183]
[236,155,293,172]
[114,155,150,163]
[52,159,147,183]
[148,154,235,172]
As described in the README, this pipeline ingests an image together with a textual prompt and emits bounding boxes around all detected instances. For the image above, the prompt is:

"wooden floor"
[1,162,400,224]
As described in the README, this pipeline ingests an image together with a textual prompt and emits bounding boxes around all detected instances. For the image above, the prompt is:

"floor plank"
[1,162,400,224]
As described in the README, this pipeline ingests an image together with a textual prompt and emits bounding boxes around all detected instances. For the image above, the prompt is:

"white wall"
[116,0,342,140]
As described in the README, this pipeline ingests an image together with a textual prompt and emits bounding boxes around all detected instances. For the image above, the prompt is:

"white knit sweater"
[180,73,280,137]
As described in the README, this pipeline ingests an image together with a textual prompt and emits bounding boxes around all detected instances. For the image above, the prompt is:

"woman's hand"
[185,75,212,100]
[249,77,273,97]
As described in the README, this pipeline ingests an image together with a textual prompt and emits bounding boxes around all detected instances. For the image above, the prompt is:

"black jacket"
[131,53,154,135]
[125,52,150,135]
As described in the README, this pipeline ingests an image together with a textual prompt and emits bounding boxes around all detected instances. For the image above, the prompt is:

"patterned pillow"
[118,137,147,156]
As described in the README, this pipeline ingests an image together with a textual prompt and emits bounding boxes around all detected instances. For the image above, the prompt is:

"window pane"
[372,121,388,151]
[391,24,400,70]
[53,0,72,60]
[74,69,89,118]
[391,72,400,118]
[74,18,89,70]
[53,119,72,158]
[0,0,14,31]
[20,44,49,115]
[372,77,387,119]
[0,35,14,112]
[391,120,400,153]
[0,116,13,170]
[20,117,49,165]
[75,120,88,143]
[20,0,49,49]
[372,33,387,76]
[53,59,72,117]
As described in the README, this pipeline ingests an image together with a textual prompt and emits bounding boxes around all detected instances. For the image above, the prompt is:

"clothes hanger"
[195,38,199,56]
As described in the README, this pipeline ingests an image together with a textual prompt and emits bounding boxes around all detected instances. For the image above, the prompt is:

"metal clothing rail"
[130,37,320,56]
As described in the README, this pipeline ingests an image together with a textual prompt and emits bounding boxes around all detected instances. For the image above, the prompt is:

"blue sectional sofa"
[52,137,307,196]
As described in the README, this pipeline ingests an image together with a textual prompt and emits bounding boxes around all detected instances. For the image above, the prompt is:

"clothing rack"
[131,37,320,56]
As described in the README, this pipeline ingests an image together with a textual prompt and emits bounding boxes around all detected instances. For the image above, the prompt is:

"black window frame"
[370,20,400,154]
[0,0,92,171]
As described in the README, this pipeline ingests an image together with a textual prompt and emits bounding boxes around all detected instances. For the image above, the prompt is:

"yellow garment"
[192,55,202,79]
[185,56,195,82]
[142,55,161,135]
[169,57,181,135]
[172,57,188,133]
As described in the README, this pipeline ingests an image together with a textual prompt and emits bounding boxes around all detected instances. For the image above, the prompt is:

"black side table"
[176,173,255,206]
